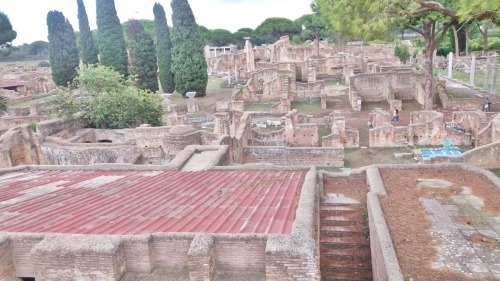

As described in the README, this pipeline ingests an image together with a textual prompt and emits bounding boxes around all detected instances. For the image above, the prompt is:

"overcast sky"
[2,0,312,45]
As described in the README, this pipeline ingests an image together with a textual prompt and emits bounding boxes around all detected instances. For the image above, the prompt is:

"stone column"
[447,52,453,78]
[484,57,491,91]
[470,55,476,87]
[213,112,230,136]
[491,56,498,94]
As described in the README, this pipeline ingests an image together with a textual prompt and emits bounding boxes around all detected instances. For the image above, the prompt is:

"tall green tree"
[171,0,208,97]
[255,17,302,43]
[317,0,498,110]
[153,3,175,93]
[127,19,159,92]
[47,11,80,86]
[77,0,99,64]
[0,12,17,47]
[209,29,236,46]
[96,0,128,77]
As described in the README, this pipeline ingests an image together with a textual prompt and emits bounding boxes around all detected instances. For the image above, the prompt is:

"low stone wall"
[0,116,43,131]
[40,142,139,165]
[243,146,344,166]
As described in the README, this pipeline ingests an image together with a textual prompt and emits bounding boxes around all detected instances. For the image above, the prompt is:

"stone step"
[320,225,362,237]
[321,238,369,249]
[321,248,371,262]
[321,264,372,274]
[321,257,372,270]
[320,205,357,215]
[321,272,373,281]
[320,218,358,226]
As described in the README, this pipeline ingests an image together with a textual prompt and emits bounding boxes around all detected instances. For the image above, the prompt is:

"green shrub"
[37,61,50,67]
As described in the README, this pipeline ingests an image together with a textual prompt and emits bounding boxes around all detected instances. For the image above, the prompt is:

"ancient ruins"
[0,36,499,280]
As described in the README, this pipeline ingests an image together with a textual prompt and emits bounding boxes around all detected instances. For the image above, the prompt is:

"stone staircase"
[320,203,373,281]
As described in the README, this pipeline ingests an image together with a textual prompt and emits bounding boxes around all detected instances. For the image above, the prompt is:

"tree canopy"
[171,0,208,97]
[47,10,80,87]
[77,0,99,65]
[255,17,301,43]
[96,0,128,77]
[0,12,17,46]
[153,2,175,93]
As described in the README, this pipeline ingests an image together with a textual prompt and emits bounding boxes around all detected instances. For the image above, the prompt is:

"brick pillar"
[0,236,16,281]
[188,234,215,281]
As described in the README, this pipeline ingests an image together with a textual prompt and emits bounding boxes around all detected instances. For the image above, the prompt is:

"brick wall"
[32,235,125,281]
[123,236,153,273]
[266,255,317,281]
[151,234,192,269]
[0,236,16,281]
[215,238,266,271]
[10,234,44,277]
[244,146,344,166]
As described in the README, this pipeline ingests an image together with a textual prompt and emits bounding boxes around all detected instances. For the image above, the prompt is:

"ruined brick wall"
[33,236,126,281]
[243,146,344,166]
[215,238,266,271]
[0,236,16,281]
[266,255,317,281]
[350,72,425,103]
[40,143,138,165]
[10,234,44,278]
[286,124,319,147]
[151,234,192,270]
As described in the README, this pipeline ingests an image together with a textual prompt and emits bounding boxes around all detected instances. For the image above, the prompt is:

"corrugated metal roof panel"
[0,170,305,235]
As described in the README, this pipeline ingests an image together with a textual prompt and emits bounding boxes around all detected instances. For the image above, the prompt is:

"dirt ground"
[379,169,500,281]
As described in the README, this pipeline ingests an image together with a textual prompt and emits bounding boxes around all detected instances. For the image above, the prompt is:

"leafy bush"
[0,96,7,115]
[394,43,410,63]
[49,64,164,129]
[37,61,50,67]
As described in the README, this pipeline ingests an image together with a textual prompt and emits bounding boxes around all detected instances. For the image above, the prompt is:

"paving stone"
[485,263,500,278]
[466,263,490,273]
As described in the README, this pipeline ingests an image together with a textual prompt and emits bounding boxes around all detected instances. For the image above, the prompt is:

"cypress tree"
[96,0,128,77]
[153,3,175,93]
[47,11,80,86]
[171,0,208,97]
[127,19,159,92]
[77,0,98,64]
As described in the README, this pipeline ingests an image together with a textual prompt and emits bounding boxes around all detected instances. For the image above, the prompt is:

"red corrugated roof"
[0,170,305,235]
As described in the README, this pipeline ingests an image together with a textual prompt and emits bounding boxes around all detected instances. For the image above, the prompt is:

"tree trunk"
[452,25,459,58]
[423,34,435,110]
[483,28,488,52]
[465,24,470,57]
[316,35,320,57]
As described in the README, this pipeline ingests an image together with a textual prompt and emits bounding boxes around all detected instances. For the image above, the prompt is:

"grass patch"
[344,147,418,168]
[319,127,332,146]
[325,79,341,86]
[245,103,272,112]
[361,101,389,112]
[489,169,500,178]
[291,100,323,115]
[435,67,500,94]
